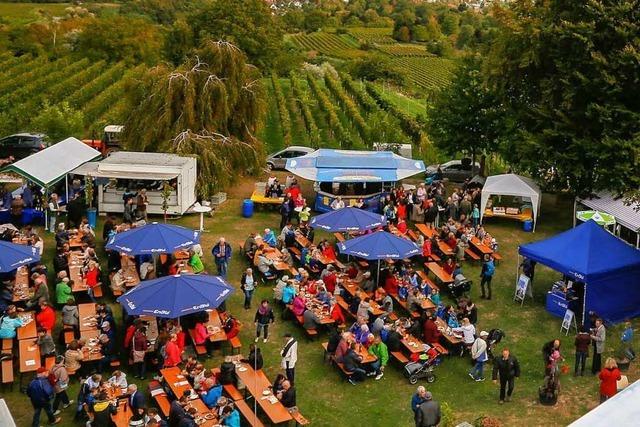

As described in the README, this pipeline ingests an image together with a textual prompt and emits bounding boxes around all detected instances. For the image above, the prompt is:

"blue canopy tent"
[519,220,640,324]
[285,149,425,213]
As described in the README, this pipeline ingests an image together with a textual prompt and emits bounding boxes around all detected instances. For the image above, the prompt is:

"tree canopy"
[122,40,266,196]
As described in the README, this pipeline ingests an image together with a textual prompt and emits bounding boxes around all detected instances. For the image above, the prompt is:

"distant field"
[347,27,396,44]
[289,32,365,59]
[0,2,72,23]
[391,56,457,90]
[376,43,433,57]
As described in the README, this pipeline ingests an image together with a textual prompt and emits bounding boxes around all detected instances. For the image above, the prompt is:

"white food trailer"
[72,152,197,216]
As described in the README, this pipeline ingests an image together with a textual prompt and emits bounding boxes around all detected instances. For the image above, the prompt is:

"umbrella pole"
[376,259,380,286]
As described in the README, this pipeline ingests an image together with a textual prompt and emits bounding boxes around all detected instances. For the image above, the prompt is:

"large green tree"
[122,40,266,196]
[427,55,511,173]
[487,0,640,198]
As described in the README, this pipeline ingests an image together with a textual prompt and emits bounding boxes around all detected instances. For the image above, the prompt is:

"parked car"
[0,133,49,161]
[266,146,315,170]
[425,159,481,183]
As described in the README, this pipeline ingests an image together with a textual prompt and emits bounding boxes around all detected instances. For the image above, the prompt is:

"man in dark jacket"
[415,391,441,427]
[27,367,61,427]
[168,392,189,427]
[91,392,116,427]
[492,348,521,403]
[178,407,198,427]
[574,327,591,376]
[343,343,367,385]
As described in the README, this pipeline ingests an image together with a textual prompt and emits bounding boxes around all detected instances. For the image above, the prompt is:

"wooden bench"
[390,294,420,319]
[407,230,420,242]
[188,329,207,357]
[431,342,449,356]
[334,296,355,319]
[112,289,123,297]
[233,398,265,427]
[390,351,409,364]
[290,409,310,426]
[64,328,75,345]
[464,248,481,261]
[1,358,14,389]
[148,380,171,418]
[92,285,103,298]
[45,356,56,370]
[110,360,121,367]
[335,361,353,378]
[228,336,242,355]
[1,339,12,351]
[492,252,502,261]
[223,383,244,402]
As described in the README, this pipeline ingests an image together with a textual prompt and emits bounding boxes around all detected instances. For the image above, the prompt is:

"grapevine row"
[45,60,106,102]
[323,70,369,143]
[289,74,320,147]
[83,65,146,124]
[67,62,127,108]
[271,73,292,147]
[0,56,66,98]
[306,73,353,149]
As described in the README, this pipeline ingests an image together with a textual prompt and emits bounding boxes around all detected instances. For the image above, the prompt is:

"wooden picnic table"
[470,236,493,255]
[205,310,227,342]
[68,231,84,249]
[233,362,293,425]
[68,251,87,292]
[161,367,219,426]
[256,248,290,272]
[356,344,377,364]
[11,236,29,245]
[111,400,134,427]
[415,224,436,239]
[416,270,439,291]
[16,311,36,340]
[295,233,311,248]
[334,232,346,243]
[19,338,41,373]
[425,262,454,284]
[401,333,426,355]
[80,329,104,362]
[78,303,97,331]
[437,241,454,257]
[435,317,463,345]
[12,266,30,302]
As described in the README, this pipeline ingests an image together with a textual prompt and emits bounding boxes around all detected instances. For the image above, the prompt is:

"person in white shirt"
[330,197,345,210]
[452,317,476,349]
[108,370,128,389]
[469,331,489,381]
[281,333,298,386]
[48,193,61,233]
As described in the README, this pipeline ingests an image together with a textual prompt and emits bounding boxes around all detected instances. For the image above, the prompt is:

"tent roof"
[483,173,540,198]
[1,137,100,188]
[285,149,425,183]
[569,379,640,426]
[519,220,640,282]
[578,191,640,232]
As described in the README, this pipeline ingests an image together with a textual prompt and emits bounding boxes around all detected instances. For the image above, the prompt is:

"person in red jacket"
[599,357,622,403]
[223,316,239,340]
[422,239,432,262]
[322,267,337,294]
[163,334,182,368]
[131,326,149,379]
[84,261,101,302]
[384,274,399,296]
[35,299,56,334]
[330,300,346,325]
[396,218,408,235]
[422,312,442,345]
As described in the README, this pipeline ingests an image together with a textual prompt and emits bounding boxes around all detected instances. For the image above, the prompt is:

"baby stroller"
[486,328,505,360]
[448,274,472,298]
[404,348,442,385]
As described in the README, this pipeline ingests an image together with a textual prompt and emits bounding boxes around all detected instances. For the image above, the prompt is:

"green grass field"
[0,3,73,24]
[372,84,427,118]
[3,176,636,426]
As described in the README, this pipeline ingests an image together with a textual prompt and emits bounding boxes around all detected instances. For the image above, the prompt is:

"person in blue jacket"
[201,380,223,409]
[221,404,240,427]
[211,238,232,278]
[27,367,61,427]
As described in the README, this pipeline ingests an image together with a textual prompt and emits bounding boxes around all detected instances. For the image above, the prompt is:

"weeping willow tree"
[122,40,266,197]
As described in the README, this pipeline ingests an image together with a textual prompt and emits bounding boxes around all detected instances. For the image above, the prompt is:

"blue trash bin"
[523,219,533,232]
[242,199,254,218]
[87,208,97,229]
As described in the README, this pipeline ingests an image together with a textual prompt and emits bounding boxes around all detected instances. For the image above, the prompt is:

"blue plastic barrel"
[523,219,533,232]
[242,199,254,218]
[87,208,97,229]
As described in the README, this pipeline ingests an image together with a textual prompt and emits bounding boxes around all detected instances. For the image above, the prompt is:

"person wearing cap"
[470,331,490,381]
[51,355,73,415]
[27,366,61,426]
[415,391,441,427]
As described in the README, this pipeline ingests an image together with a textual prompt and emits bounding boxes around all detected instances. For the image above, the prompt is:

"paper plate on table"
[238,367,247,372]
[204,413,215,420]
[262,390,270,396]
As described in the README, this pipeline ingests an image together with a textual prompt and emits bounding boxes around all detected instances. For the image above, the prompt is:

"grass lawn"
[372,83,427,118]
[4,175,637,427]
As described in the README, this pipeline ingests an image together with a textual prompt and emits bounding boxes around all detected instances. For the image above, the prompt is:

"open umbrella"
[0,241,40,273]
[106,223,200,255]
[117,274,234,318]
[576,210,616,227]
[309,207,386,232]
[338,231,420,283]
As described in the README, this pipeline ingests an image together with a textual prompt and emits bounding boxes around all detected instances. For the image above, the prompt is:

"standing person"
[479,254,495,300]
[163,334,182,368]
[574,326,591,376]
[279,198,291,231]
[411,386,428,415]
[123,197,136,224]
[469,331,489,381]
[212,237,231,278]
[240,268,256,310]
[414,391,441,427]
[27,367,61,427]
[254,300,275,343]
[51,356,73,415]
[591,318,606,375]
[136,188,149,221]
[280,333,298,385]
[621,320,635,360]
[127,384,146,417]
[598,358,622,403]
[492,348,520,403]
[131,326,149,380]
[48,193,62,233]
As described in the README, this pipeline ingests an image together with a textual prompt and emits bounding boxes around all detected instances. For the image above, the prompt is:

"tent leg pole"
[65,175,69,207]
[636,233,639,249]
[582,285,587,327]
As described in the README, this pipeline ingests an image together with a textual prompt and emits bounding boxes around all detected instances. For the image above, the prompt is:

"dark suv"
[0,133,48,161]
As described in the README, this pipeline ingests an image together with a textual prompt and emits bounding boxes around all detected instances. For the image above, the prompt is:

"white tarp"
[1,137,100,187]
[480,174,541,231]
[569,379,640,427]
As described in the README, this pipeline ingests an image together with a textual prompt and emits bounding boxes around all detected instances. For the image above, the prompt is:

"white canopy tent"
[480,174,542,232]
[569,379,640,426]
[1,137,100,189]
[576,191,640,248]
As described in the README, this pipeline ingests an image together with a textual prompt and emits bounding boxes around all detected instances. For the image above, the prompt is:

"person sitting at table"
[280,248,294,267]
[422,312,442,345]
[357,297,372,321]
[36,327,56,361]
[110,268,127,294]
[35,299,56,334]
[55,223,70,248]
[218,356,237,386]
[315,285,331,305]
[55,276,74,309]
[168,392,190,427]
[329,299,346,325]
[355,323,371,346]
[291,294,306,317]
[279,280,295,307]
[178,407,197,427]
[429,288,441,306]
[243,233,258,260]
[107,370,128,389]
[343,342,367,385]
[53,246,70,276]
[383,273,399,296]
[139,260,155,281]
[273,275,288,304]
[61,298,79,336]
[442,257,455,277]
[464,300,478,325]
[192,318,214,356]
[185,248,205,274]
[201,377,223,408]
[96,303,116,330]
[26,274,49,308]
[275,379,296,409]
[303,307,321,331]
[222,314,239,340]
[64,340,85,375]
[255,250,275,277]
[445,305,460,328]
[406,288,423,313]
[219,403,240,427]
[263,228,277,247]
[452,317,476,353]
[320,240,338,262]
